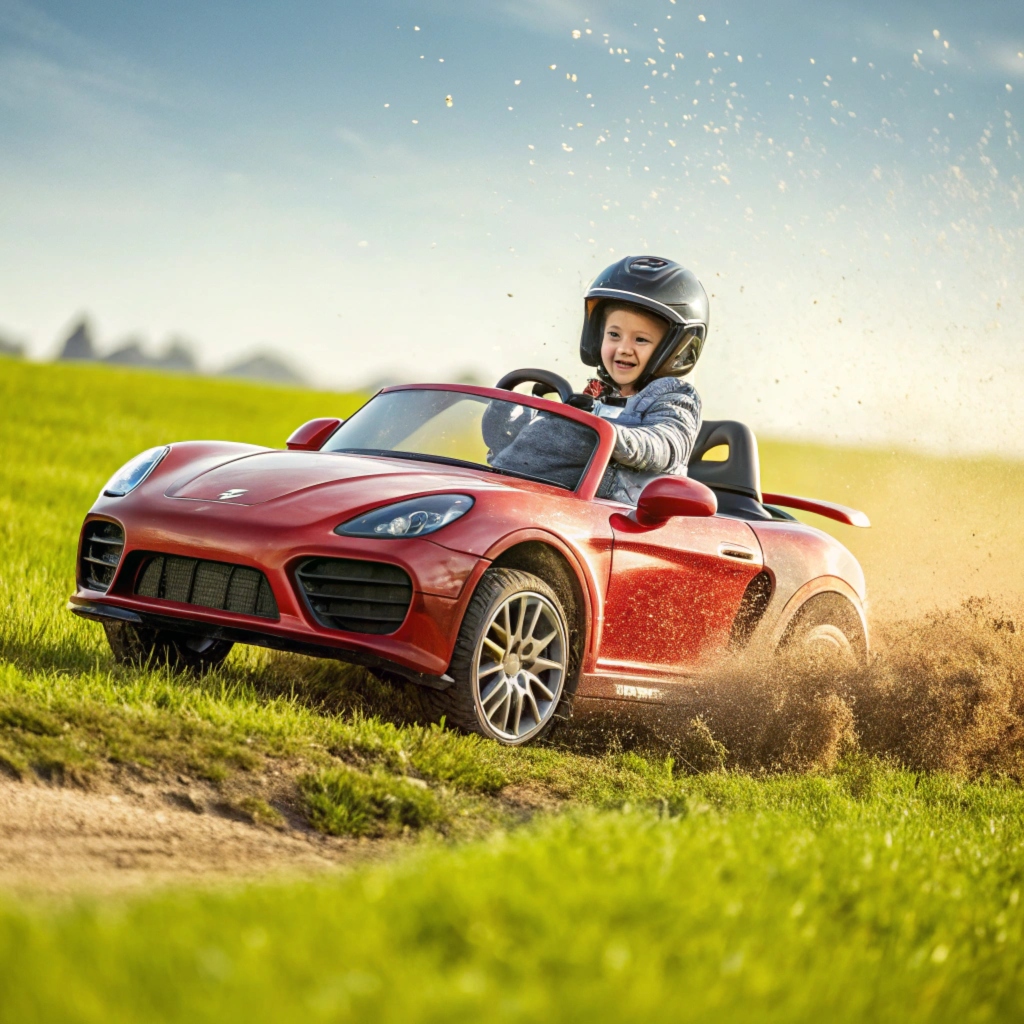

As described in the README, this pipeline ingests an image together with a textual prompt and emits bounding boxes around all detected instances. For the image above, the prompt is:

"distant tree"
[0,332,25,357]
[102,338,150,366]
[57,318,97,361]
[220,351,305,386]
[157,337,198,373]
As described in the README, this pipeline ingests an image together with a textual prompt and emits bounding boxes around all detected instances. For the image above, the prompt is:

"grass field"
[2,356,1024,1021]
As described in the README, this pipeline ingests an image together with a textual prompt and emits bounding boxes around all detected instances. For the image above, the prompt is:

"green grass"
[3,357,1024,1020]
[757,438,1024,614]
[3,771,1024,1022]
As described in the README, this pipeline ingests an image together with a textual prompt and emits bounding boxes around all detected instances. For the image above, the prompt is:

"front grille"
[80,520,125,592]
[295,558,413,635]
[135,554,278,619]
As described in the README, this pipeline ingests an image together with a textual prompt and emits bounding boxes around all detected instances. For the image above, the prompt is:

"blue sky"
[0,0,1021,452]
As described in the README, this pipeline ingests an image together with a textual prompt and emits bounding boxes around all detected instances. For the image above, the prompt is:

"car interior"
[688,420,795,522]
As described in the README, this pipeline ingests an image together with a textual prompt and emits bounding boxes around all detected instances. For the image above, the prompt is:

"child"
[575,255,706,504]
[485,255,708,504]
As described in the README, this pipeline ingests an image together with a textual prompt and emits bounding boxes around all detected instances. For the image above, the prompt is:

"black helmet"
[579,255,709,388]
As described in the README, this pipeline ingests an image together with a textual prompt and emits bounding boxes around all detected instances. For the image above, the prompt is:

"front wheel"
[432,568,574,745]
[104,621,234,675]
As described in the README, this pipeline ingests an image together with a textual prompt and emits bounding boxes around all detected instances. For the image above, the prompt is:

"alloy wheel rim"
[473,591,567,742]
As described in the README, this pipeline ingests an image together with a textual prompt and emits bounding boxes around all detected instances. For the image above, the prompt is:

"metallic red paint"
[597,515,762,674]
[762,492,871,528]
[69,384,869,701]
[286,417,343,451]
[632,475,718,526]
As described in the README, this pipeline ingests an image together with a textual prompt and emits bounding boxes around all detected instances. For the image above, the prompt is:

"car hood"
[165,450,504,506]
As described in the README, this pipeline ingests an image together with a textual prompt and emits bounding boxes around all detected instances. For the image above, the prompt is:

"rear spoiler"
[761,492,870,528]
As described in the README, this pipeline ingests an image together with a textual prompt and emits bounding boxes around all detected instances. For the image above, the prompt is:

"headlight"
[336,494,474,538]
[102,446,169,497]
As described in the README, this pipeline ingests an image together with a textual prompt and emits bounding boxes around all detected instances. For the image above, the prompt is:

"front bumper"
[68,597,458,689]
[71,501,489,683]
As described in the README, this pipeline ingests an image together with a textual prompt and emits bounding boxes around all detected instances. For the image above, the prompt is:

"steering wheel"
[495,368,575,403]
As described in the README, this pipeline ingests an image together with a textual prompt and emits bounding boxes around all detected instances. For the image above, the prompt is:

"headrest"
[687,420,762,500]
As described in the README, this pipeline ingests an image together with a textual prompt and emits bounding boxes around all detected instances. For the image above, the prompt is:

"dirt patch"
[0,776,389,898]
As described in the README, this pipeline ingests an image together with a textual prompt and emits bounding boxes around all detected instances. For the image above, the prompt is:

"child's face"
[600,307,668,395]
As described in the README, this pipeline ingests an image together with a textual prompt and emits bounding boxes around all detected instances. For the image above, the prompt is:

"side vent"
[295,558,413,635]
[730,570,773,648]
[80,520,125,593]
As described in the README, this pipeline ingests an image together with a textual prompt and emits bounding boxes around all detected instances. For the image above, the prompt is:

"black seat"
[688,420,773,521]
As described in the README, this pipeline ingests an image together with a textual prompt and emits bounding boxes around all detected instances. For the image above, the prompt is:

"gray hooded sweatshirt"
[592,377,702,504]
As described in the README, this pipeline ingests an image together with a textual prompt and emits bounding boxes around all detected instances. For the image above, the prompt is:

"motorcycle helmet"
[579,255,709,388]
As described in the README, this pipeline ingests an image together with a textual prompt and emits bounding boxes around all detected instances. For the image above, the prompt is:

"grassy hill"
[1,356,1024,1022]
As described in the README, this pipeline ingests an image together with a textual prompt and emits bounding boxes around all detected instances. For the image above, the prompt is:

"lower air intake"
[135,555,278,619]
[295,558,413,635]
[80,520,125,592]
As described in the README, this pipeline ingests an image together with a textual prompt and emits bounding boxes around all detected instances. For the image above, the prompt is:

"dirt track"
[0,778,370,897]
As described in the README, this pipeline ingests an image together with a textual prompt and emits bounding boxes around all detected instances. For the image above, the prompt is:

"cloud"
[985,40,1024,79]
[0,0,168,108]
[437,0,640,43]
[851,13,1024,83]
[492,0,595,36]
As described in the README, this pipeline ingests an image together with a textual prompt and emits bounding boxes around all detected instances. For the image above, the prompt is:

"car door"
[598,512,763,675]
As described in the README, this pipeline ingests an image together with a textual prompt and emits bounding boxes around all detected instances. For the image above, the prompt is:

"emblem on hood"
[217,489,248,501]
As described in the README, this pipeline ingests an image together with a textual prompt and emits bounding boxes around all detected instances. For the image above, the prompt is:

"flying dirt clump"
[566,599,1024,777]
[697,598,1024,775]
[850,598,1024,774]
[656,658,858,774]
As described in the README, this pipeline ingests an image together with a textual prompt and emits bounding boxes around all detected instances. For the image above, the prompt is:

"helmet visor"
[662,325,706,374]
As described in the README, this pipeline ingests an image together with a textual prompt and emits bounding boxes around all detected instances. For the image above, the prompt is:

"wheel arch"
[486,538,590,680]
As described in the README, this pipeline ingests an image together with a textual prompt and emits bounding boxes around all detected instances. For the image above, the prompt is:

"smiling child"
[576,255,706,505]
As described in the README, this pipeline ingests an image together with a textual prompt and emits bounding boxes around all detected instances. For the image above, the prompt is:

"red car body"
[70,383,868,706]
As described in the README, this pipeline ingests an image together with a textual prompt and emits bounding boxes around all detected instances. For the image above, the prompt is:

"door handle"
[718,543,758,563]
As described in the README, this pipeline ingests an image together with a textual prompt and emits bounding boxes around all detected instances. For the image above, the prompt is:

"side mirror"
[286,418,342,451]
[635,475,717,527]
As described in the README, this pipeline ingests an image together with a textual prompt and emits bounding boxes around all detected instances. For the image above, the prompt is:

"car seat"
[688,420,782,521]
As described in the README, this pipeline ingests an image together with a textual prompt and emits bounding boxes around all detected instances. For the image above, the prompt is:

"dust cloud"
[570,598,1024,778]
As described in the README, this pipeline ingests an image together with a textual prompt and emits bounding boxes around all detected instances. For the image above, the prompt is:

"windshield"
[322,389,600,491]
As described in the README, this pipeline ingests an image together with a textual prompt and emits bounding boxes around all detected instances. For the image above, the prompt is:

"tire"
[103,621,233,675]
[777,593,867,668]
[424,568,575,745]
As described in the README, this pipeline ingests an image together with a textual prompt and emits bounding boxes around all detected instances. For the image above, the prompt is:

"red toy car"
[70,370,870,745]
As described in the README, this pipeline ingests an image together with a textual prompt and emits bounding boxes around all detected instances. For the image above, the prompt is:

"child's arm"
[611,384,701,474]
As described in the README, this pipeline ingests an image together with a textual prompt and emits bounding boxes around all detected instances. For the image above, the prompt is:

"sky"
[0,0,1022,454]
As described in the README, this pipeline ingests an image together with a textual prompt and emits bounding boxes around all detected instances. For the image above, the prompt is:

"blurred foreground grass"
[4,770,1024,1023]
[3,357,1024,1020]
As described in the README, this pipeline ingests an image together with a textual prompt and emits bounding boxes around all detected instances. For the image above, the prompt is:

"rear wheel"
[777,593,866,668]
[104,621,234,675]
[427,568,573,745]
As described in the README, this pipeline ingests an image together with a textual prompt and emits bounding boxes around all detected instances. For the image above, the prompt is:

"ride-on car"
[69,369,870,745]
